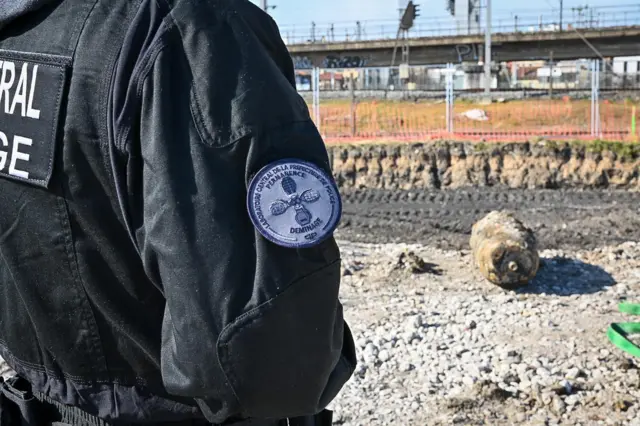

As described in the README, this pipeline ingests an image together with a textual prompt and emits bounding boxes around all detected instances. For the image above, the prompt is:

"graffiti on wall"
[293,54,370,69]
[322,55,369,69]
[292,55,314,69]
[454,44,479,63]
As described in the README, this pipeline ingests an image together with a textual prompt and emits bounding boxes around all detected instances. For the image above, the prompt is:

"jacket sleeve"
[129,1,355,423]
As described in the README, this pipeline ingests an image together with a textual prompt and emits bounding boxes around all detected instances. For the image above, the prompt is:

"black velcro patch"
[0,50,70,188]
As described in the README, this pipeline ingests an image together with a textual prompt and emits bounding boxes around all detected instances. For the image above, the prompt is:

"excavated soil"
[335,188,639,250]
[328,141,639,250]
[327,141,640,191]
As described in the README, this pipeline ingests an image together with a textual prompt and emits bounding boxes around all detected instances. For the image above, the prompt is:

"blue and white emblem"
[247,159,342,248]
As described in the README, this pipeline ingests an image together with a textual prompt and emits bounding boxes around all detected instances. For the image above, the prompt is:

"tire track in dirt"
[336,189,640,250]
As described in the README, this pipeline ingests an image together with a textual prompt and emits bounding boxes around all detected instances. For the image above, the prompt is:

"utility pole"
[394,1,419,67]
[559,0,563,30]
[387,1,419,95]
[548,50,554,98]
[484,0,492,94]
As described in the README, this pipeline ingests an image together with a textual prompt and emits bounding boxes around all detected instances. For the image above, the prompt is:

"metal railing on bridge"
[280,4,640,44]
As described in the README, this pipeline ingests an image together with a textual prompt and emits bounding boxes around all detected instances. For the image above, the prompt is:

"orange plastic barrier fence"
[307,99,640,143]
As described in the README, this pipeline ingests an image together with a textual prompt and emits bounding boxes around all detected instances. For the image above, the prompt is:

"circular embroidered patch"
[247,159,342,248]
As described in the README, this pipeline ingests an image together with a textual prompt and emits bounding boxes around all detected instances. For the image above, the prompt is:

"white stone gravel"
[328,240,640,426]
[1,241,638,425]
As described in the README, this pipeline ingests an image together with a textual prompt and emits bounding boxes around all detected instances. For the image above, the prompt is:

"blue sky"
[249,0,623,29]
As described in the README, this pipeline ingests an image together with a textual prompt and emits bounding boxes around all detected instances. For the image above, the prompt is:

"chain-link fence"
[297,60,640,143]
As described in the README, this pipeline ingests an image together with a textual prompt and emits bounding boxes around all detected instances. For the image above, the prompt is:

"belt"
[0,375,112,426]
[0,376,333,426]
[0,376,213,426]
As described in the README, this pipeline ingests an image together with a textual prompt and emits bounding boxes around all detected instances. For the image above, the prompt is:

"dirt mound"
[327,141,640,191]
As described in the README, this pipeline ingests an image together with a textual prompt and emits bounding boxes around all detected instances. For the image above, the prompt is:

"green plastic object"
[607,303,640,359]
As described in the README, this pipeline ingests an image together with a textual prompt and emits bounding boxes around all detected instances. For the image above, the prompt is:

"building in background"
[613,56,640,74]
[294,56,640,92]
[449,0,481,35]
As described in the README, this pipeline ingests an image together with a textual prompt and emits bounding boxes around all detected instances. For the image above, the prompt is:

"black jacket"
[0,0,355,424]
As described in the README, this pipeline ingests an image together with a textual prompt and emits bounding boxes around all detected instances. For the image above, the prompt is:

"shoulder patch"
[247,159,342,248]
[0,50,70,188]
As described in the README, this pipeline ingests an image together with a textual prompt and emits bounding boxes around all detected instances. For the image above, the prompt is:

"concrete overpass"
[287,26,640,69]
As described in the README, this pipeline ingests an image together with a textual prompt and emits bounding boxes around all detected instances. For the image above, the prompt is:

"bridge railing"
[280,4,640,44]
[299,61,640,143]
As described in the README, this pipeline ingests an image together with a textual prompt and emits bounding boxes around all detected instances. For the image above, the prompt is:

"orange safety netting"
[307,98,640,144]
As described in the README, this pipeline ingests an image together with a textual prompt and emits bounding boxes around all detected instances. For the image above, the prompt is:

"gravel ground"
[328,239,640,426]
[1,187,638,425]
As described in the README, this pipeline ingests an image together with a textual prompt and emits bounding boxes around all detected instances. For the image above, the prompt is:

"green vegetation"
[583,139,640,159]
[542,140,560,150]
[328,139,640,160]
[540,139,639,159]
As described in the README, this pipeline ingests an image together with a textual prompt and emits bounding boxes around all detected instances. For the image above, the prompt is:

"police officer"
[0,0,356,425]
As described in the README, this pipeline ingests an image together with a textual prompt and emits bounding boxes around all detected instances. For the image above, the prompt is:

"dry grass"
[307,99,639,141]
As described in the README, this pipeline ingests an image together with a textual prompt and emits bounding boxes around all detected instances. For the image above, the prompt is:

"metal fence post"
[349,75,356,137]
[595,59,600,138]
[445,63,450,134]
[311,68,316,122]
[590,60,595,137]
[446,63,454,134]
[312,67,321,134]
[590,59,600,138]
[589,59,595,136]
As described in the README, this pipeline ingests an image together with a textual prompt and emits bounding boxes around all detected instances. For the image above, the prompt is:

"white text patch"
[0,50,69,188]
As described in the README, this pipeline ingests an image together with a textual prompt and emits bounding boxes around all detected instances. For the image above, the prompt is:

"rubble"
[329,240,640,426]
